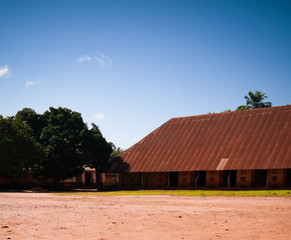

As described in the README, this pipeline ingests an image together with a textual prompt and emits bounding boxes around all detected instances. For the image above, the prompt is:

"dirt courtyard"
[0,192,290,240]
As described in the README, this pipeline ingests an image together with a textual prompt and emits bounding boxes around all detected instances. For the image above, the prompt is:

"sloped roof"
[110,105,291,172]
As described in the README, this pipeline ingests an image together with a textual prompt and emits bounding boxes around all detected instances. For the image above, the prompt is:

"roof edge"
[170,105,290,121]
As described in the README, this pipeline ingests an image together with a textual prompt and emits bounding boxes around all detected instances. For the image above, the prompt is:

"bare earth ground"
[0,193,290,240]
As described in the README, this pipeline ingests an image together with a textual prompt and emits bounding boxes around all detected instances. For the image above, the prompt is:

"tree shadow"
[108,156,130,173]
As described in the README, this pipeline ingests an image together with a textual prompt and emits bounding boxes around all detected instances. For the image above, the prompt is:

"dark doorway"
[169,172,179,187]
[254,170,267,187]
[85,172,91,186]
[196,171,206,187]
[220,170,237,187]
[229,170,237,187]
[221,171,229,187]
[286,169,291,186]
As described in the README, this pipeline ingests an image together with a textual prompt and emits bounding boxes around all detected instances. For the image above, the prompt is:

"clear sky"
[1,0,290,149]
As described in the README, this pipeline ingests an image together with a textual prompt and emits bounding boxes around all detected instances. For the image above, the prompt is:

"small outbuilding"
[109,105,291,189]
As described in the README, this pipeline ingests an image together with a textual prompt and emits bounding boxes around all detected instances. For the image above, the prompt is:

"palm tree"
[236,90,272,111]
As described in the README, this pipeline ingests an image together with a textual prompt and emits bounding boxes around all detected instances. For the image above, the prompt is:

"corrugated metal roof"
[109,105,291,172]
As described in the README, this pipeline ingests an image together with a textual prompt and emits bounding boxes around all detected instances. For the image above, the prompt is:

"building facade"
[109,106,291,189]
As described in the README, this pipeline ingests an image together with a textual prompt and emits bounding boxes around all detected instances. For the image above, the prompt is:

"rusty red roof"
[109,105,291,172]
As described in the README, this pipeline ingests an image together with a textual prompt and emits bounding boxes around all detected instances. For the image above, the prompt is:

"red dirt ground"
[0,192,290,240]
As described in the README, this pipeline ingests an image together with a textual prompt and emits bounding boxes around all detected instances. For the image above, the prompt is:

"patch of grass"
[56,189,291,197]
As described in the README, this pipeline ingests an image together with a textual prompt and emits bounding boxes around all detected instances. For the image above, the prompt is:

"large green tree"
[37,107,112,184]
[2,107,113,184]
[236,90,272,111]
[38,107,89,184]
[0,116,45,178]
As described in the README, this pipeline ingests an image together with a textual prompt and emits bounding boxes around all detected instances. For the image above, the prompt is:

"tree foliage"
[81,124,112,172]
[109,143,124,161]
[0,116,45,178]
[38,107,88,183]
[236,90,272,111]
[1,107,113,184]
[15,108,47,141]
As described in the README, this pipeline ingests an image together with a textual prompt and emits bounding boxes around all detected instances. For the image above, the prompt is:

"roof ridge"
[170,105,291,120]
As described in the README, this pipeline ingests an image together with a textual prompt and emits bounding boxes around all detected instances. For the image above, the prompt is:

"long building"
[109,105,291,189]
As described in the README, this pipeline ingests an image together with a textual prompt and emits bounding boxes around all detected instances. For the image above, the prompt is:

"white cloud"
[93,113,105,120]
[77,53,112,66]
[25,81,35,88]
[77,54,92,63]
[94,54,112,67]
[94,57,105,66]
[0,65,10,78]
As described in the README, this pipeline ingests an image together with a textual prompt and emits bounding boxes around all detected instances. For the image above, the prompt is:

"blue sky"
[1,0,290,149]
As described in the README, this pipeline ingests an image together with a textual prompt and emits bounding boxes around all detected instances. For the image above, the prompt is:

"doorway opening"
[254,170,267,187]
[221,171,229,187]
[229,170,237,187]
[286,169,291,186]
[169,172,179,187]
[85,172,92,186]
[196,171,206,187]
